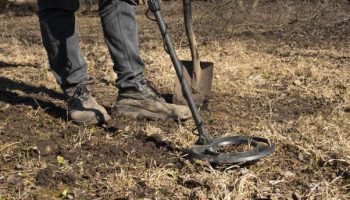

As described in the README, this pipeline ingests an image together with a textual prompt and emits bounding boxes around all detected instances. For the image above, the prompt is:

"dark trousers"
[37,0,145,91]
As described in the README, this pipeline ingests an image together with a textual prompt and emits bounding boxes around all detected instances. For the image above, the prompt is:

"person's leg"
[98,0,191,121]
[38,0,110,125]
[38,0,89,90]
[99,0,145,91]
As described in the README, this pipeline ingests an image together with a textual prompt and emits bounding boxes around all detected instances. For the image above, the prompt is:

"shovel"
[172,0,214,106]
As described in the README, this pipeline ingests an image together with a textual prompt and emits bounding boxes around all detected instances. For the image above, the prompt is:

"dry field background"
[0,0,349,199]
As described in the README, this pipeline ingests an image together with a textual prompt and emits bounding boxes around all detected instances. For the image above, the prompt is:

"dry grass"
[0,0,350,199]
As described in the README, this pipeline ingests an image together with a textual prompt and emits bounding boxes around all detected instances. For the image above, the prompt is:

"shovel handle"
[183,0,201,90]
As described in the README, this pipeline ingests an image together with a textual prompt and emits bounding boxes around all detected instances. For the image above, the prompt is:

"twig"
[0,142,20,152]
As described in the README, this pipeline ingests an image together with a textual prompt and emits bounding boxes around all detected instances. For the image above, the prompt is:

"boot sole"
[69,114,111,126]
[71,118,102,126]
[116,105,180,121]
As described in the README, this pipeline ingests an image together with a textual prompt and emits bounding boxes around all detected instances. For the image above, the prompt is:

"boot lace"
[139,79,166,102]
[67,84,92,104]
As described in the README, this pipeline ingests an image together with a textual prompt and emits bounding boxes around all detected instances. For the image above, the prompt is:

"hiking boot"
[65,84,111,125]
[115,80,191,120]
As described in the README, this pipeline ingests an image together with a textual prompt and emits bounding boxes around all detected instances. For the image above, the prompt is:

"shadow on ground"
[0,76,66,119]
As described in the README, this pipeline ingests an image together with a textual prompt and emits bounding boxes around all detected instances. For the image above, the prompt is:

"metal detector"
[147,0,275,164]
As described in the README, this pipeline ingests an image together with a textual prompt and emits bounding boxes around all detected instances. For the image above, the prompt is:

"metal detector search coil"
[147,0,275,164]
[189,136,275,164]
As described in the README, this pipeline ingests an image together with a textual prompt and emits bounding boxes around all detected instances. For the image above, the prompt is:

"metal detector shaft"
[147,0,212,144]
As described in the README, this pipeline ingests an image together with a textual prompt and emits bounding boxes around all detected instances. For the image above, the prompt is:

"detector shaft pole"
[147,0,212,144]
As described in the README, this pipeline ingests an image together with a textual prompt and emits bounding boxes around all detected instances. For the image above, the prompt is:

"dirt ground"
[0,0,349,199]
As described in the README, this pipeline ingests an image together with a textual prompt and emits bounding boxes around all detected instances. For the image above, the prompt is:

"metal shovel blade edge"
[173,60,214,106]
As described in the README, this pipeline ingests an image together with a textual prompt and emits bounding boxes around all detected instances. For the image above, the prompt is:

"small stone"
[239,168,249,175]
[15,164,23,170]
[297,152,304,161]
[283,171,296,179]
[293,80,302,86]
[274,188,281,193]
[6,175,22,185]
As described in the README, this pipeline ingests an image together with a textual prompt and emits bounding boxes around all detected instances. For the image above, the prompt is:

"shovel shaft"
[147,0,212,144]
[183,0,201,89]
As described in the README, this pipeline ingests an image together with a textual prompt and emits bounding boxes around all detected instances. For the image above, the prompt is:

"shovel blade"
[173,60,214,106]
